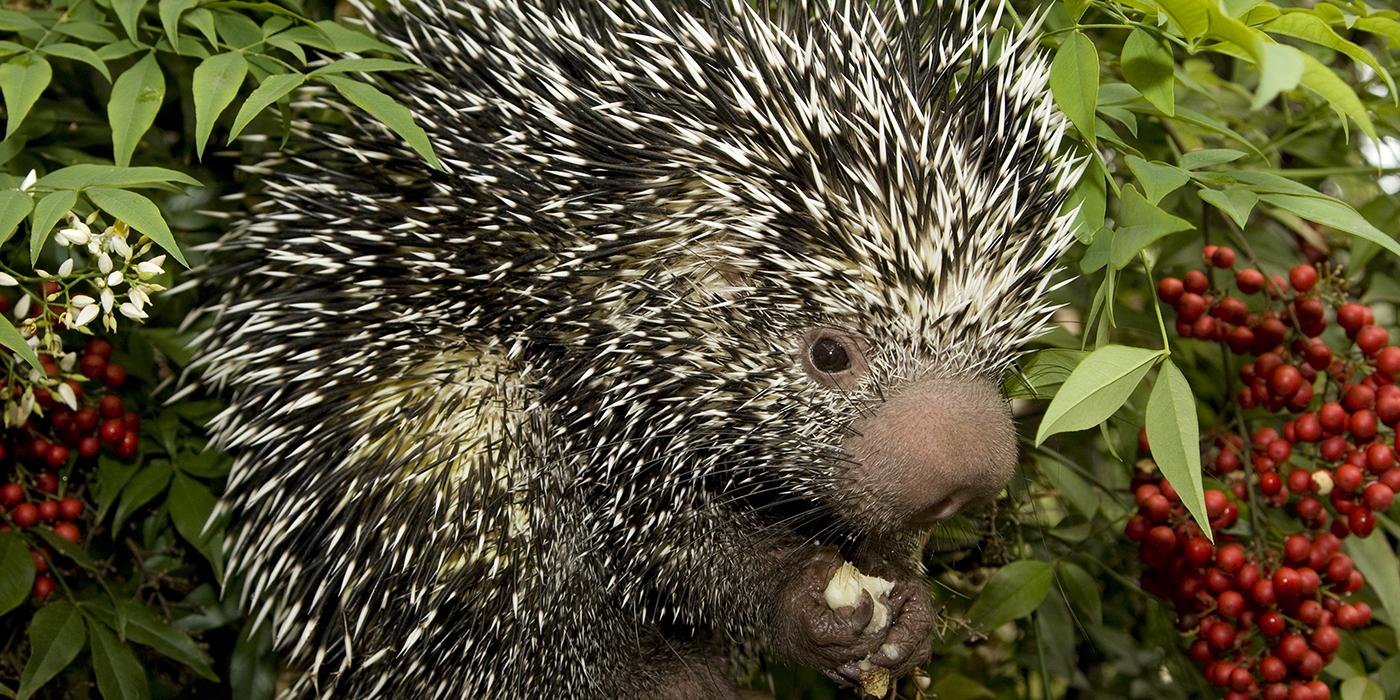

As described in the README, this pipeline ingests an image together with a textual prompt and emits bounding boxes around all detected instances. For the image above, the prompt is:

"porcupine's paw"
[770,549,885,674]
[857,577,935,678]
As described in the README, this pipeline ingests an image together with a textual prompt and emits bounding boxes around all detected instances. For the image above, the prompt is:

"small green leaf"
[309,58,421,76]
[1344,533,1400,648]
[1155,0,1210,39]
[229,73,304,141]
[1298,51,1377,139]
[1035,344,1163,445]
[37,43,111,81]
[1,54,53,138]
[0,532,36,616]
[1121,29,1174,116]
[112,600,217,680]
[1199,187,1258,228]
[31,529,99,571]
[1126,156,1191,204]
[1265,12,1395,96]
[192,52,249,158]
[109,53,167,168]
[159,0,199,53]
[112,462,173,535]
[1064,170,1106,243]
[1261,193,1400,260]
[30,190,77,264]
[967,560,1055,630]
[230,624,277,700]
[1110,186,1194,268]
[0,311,41,372]
[1050,31,1099,146]
[88,620,151,700]
[0,189,33,244]
[323,75,441,169]
[1180,148,1246,170]
[1146,359,1211,540]
[1340,677,1386,700]
[17,602,87,700]
[169,473,225,578]
[1251,42,1304,109]
[110,0,147,40]
[1036,455,1098,518]
[1006,349,1088,400]
[311,20,399,54]
[94,455,141,525]
[37,164,199,190]
[0,9,43,31]
[85,188,188,266]
[1055,561,1102,625]
[54,20,118,44]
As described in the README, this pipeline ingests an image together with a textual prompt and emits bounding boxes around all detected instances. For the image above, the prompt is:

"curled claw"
[865,579,935,676]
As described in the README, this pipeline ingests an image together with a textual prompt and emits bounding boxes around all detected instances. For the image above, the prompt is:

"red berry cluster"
[1126,245,1396,700]
[0,337,140,603]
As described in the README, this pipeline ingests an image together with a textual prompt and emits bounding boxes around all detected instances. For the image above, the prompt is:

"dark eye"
[810,336,851,373]
[799,328,868,390]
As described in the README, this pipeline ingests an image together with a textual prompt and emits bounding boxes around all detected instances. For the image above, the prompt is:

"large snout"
[843,377,1017,531]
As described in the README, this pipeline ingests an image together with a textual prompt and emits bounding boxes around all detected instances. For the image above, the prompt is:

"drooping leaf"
[17,602,87,700]
[0,532,36,616]
[108,599,217,680]
[1261,194,1400,260]
[1145,359,1211,540]
[1050,31,1099,146]
[192,52,249,158]
[1035,345,1163,445]
[0,54,53,137]
[323,75,441,168]
[30,189,77,264]
[1199,187,1258,228]
[1126,156,1190,204]
[1036,455,1098,518]
[229,73,304,141]
[0,188,33,244]
[169,473,225,579]
[1180,148,1246,170]
[84,188,188,266]
[1121,28,1174,115]
[1055,561,1103,625]
[1251,42,1304,109]
[1340,677,1386,700]
[1110,186,1194,268]
[1344,533,1400,648]
[110,0,147,40]
[112,461,173,535]
[0,309,41,372]
[37,164,199,190]
[37,43,111,81]
[88,620,151,700]
[1154,0,1210,40]
[967,560,1055,630]
[159,0,200,53]
[109,53,167,168]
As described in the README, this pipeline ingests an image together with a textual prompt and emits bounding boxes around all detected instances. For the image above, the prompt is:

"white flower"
[19,170,37,193]
[0,272,17,287]
[135,255,166,279]
[57,351,76,372]
[57,259,73,277]
[110,236,132,260]
[97,253,113,274]
[74,304,99,328]
[71,294,94,308]
[56,382,78,411]
[105,270,123,288]
[13,294,31,319]
[34,269,49,279]
[100,288,115,313]
[129,287,149,310]
[57,216,92,247]
[118,302,147,320]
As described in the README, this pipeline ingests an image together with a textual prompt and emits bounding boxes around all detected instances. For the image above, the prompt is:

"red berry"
[1208,621,1236,651]
[78,352,106,379]
[30,549,47,573]
[58,497,82,520]
[1259,656,1287,682]
[100,418,125,445]
[1325,554,1354,583]
[117,431,138,459]
[1357,326,1390,356]
[1345,384,1376,411]
[86,337,113,358]
[78,436,100,459]
[12,503,38,528]
[99,394,123,419]
[1363,483,1394,511]
[1378,395,1400,425]
[1125,514,1150,540]
[1218,590,1245,618]
[1177,293,1206,322]
[1335,464,1364,492]
[1158,277,1184,305]
[1270,365,1303,396]
[1288,469,1314,494]
[37,500,58,522]
[1288,263,1318,292]
[1338,303,1371,334]
[1348,507,1376,537]
[0,483,20,505]
[1259,610,1285,636]
[1260,472,1283,495]
[1211,247,1237,268]
[44,444,68,467]
[1236,268,1265,294]
[1273,567,1302,598]
[103,363,127,389]
[31,575,54,600]
[52,521,79,543]
[1183,270,1209,294]
[34,473,57,493]
[1351,410,1378,440]
[1284,534,1310,562]
[1366,443,1395,472]
[1295,413,1322,442]
[1318,402,1347,433]
[1277,633,1309,665]
[1184,537,1213,566]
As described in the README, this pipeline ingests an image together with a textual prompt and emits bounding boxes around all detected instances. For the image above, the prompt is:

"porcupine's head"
[446,0,1086,545]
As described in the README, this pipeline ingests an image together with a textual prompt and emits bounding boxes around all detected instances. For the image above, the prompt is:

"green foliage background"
[0,0,1398,698]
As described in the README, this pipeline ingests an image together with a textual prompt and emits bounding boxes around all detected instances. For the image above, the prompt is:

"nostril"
[908,496,962,527]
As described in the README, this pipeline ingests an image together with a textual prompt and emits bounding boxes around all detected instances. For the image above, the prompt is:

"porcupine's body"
[193,0,1079,697]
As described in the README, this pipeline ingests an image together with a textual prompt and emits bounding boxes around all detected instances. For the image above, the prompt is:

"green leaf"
[0,188,33,244]
[1146,359,1211,540]
[1340,677,1386,700]
[1126,156,1190,205]
[1344,533,1400,648]
[37,43,111,81]
[84,188,188,267]
[169,473,225,578]
[229,73,304,141]
[88,620,151,700]
[230,624,277,700]
[112,600,218,680]
[1036,455,1098,518]
[0,9,43,31]
[1261,193,1400,260]
[30,190,76,264]
[0,310,41,372]
[31,529,99,571]
[0,531,36,616]
[1050,31,1098,146]
[1155,0,1209,39]
[192,52,249,158]
[1006,348,1088,400]
[311,20,399,54]
[1034,344,1163,445]
[109,53,166,168]
[1110,186,1194,268]
[1,54,53,138]
[1265,12,1395,96]
[1056,561,1102,625]
[323,75,441,169]
[309,58,421,76]
[17,602,86,700]
[1180,148,1246,170]
[54,20,118,44]
[1297,51,1377,139]
[1064,169,1106,243]
[94,455,140,525]
[967,560,1055,630]
[112,461,173,535]
[1199,187,1258,228]
[1121,29,1174,116]
[1251,42,1304,109]
[37,164,199,190]
[110,0,147,41]
[159,0,199,53]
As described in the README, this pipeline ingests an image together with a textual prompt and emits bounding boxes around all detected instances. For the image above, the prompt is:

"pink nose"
[843,377,1017,530]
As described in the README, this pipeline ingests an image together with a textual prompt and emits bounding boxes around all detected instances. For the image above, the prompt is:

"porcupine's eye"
[799,328,868,390]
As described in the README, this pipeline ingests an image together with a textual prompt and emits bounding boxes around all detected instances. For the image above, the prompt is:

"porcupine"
[189,0,1080,696]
